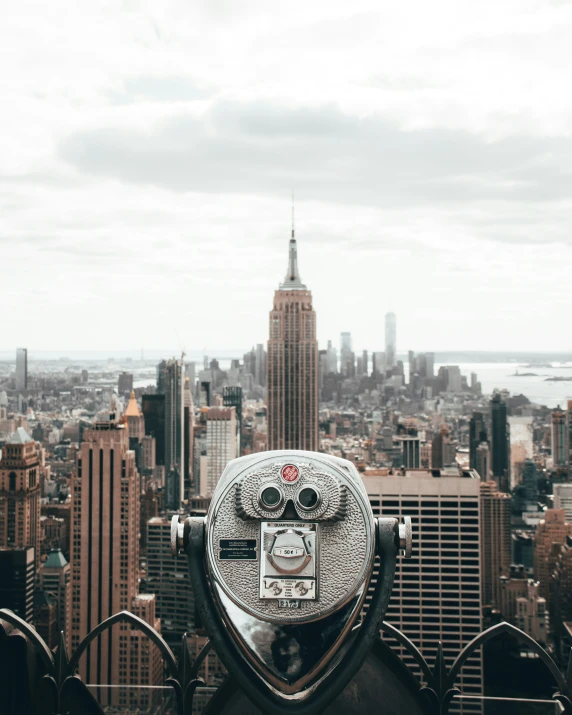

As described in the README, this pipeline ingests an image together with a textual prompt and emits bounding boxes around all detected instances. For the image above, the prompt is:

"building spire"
[124,389,142,417]
[280,195,307,291]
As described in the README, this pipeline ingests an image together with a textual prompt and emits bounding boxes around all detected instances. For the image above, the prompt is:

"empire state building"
[267,228,319,451]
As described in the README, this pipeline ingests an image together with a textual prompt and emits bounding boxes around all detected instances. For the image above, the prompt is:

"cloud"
[3,0,572,351]
[104,74,210,104]
[58,100,572,210]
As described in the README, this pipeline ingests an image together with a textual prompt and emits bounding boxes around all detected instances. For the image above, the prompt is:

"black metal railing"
[1,607,571,715]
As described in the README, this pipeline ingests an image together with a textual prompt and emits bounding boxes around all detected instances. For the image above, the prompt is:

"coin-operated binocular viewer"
[172,451,411,714]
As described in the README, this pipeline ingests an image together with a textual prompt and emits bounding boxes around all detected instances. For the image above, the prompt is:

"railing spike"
[432,642,446,696]
[55,630,70,685]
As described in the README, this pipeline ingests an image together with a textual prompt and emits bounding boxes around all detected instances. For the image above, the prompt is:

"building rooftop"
[362,467,480,480]
[206,407,234,420]
[279,236,307,291]
[43,549,68,569]
[124,390,142,418]
[7,427,34,445]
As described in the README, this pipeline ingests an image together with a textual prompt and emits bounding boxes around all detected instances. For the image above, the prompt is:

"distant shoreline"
[1,350,572,363]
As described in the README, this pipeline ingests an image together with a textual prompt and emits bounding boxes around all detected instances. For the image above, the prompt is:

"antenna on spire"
[291,190,295,240]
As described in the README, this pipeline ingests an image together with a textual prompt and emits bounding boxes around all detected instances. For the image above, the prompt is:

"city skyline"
[3,2,572,353]
[3,2,572,711]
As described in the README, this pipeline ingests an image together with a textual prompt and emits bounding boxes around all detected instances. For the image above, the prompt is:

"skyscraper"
[0,428,41,572]
[554,483,572,522]
[267,228,318,451]
[475,442,491,482]
[508,416,533,486]
[384,312,396,368]
[254,344,266,387]
[399,436,420,468]
[522,459,538,505]
[340,332,355,377]
[222,386,242,455]
[480,481,511,607]
[142,394,165,466]
[362,350,369,376]
[533,509,572,601]
[38,549,71,649]
[70,419,162,706]
[469,412,486,470]
[146,517,195,652]
[550,536,572,654]
[372,351,385,377]
[164,358,185,509]
[200,407,237,497]
[567,400,572,471]
[326,340,338,373]
[499,570,547,642]
[551,406,568,468]
[184,377,195,497]
[364,468,483,707]
[15,348,27,391]
[491,393,509,490]
[117,372,133,396]
[0,547,35,623]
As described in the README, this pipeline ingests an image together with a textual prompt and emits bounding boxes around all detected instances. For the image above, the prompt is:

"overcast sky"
[2,0,572,355]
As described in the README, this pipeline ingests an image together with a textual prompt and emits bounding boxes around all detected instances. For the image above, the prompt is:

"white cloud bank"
[1,0,572,353]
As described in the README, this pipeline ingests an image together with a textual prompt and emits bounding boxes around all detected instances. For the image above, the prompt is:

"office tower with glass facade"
[400,436,420,468]
[164,359,185,509]
[384,312,396,368]
[183,377,195,498]
[15,348,27,391]
[552,406,568,468]
[267,231,318,451]
[254,344,266,387]
[340,332,354,377]
[491,393,509,489]
[117,372,133,396]
[146,516,195,652]
[0,547,35,623]
[469,413,486,470]
[142,394,165,467]
[522,459,538,504]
